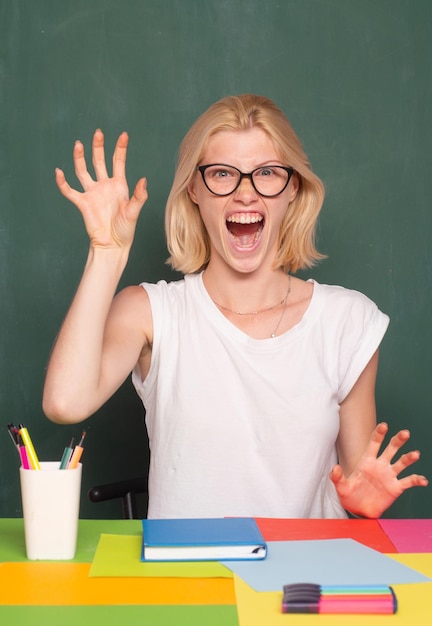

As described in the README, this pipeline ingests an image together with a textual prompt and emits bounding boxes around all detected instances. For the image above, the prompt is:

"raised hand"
[330,422,429,518]
[56,129,148,250]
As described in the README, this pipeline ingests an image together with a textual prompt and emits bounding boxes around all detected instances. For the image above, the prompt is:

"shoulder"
[312,280,385,316]
[110,285,153,340]
[309,281,390,345]
[114,275,198,333]
[114,284,152,310]
[139,274,201,306]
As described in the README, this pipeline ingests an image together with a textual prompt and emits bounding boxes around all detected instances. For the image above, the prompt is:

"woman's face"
[188,127,298,275]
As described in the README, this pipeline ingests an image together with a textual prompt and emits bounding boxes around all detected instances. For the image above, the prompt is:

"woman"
[43,94,428,519]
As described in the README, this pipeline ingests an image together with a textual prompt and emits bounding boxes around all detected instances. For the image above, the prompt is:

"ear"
[187,178,199,204]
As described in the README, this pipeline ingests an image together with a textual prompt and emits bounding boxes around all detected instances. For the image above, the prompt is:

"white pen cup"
[19,461,82,560]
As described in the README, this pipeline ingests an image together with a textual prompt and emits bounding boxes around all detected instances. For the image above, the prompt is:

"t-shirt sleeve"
[335,289,390,403]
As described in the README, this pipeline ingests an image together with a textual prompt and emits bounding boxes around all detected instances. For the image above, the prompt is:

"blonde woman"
[43,95,428,519]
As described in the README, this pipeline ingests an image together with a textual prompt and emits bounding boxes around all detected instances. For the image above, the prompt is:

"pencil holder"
[19,461,82,560]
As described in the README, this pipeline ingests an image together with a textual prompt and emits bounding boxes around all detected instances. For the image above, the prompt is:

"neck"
[203,267,290,316]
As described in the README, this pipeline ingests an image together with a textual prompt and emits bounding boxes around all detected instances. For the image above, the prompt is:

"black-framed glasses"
[197,163,295,198]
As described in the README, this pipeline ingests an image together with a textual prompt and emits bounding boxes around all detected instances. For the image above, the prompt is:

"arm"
[43,130,150,423]
[331,350,429,518]
[336,350,379,476]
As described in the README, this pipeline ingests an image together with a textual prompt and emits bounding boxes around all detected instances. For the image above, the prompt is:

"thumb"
[127,177,148,221]
[330,464,345,486]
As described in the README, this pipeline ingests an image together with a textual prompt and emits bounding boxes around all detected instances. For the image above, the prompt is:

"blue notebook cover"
[141,517,267,561]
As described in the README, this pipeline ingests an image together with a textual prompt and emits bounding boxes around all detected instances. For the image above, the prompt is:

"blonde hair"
[165,94,325,274]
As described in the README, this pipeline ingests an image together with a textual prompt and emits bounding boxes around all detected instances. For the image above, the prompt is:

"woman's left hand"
[330,422,429,518]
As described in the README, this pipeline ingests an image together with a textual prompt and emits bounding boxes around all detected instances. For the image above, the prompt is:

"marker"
[18,425,40,470]
[59,438,74,470]
[282,584,397,614]
[7,423,29,468]
[318,597,396,614]
[18,434,30,469]
[67,432,86,469]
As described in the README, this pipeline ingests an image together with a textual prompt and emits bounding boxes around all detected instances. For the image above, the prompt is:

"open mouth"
[226,212,264,248]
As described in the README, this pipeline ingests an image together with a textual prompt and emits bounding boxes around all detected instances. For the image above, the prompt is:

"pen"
[59,438,74,469]
[7,423,20,455]
[18,424,41,470]
[67,432,86,469]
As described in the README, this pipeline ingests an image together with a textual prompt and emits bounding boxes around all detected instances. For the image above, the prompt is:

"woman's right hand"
[55,129,148,251]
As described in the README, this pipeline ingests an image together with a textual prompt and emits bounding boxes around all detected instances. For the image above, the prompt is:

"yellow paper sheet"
[89,533,232,578]
[0,562,236,606]
[234,554,432,626]
[388,553,432,577]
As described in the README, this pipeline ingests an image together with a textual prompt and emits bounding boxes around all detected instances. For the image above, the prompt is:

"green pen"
[59,438,74,469]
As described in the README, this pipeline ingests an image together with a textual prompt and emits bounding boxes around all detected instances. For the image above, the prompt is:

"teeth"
[226,213,264,224]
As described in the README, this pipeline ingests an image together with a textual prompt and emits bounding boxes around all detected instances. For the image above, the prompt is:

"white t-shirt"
[132,273,389,519]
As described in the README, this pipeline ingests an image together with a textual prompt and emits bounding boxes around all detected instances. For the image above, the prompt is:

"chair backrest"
[88,476,148,519]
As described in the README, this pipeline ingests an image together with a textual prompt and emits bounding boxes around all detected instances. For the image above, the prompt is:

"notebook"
[141,517,267,561]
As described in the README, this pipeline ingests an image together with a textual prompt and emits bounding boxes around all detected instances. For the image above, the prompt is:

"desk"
[1,518,432,625]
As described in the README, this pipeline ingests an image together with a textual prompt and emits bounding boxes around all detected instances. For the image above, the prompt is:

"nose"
[234,173,258,201]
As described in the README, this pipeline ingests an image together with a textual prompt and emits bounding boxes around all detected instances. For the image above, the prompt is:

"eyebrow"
[201,160,286,169]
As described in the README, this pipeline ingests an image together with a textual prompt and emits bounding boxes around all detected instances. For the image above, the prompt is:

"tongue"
[228,222,260,247]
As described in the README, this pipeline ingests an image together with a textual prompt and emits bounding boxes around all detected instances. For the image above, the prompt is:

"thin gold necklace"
[213,275,291,338]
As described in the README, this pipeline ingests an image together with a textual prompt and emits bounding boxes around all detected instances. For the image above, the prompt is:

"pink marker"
[319,596,396,614]
[18,438,30,470]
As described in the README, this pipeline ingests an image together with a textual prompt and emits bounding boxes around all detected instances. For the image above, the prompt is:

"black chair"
[88,476,148,519]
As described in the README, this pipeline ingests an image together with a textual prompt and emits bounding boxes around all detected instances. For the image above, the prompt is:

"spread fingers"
[73,139,95,189]
[91,129,109,180]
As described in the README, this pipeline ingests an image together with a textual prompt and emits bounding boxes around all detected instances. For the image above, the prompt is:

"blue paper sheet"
[221,538,431,591]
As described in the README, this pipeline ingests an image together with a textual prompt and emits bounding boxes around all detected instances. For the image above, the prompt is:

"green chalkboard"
[1,0,431,519]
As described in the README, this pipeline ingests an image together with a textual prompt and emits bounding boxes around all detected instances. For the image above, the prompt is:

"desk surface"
[1,518,432,626]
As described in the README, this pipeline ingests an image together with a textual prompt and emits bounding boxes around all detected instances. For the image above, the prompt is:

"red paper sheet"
[255,518,397,552]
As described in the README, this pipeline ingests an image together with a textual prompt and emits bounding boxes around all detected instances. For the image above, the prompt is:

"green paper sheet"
[0,605,239,626]
[0,518,142,563]
[89,534,233,578]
